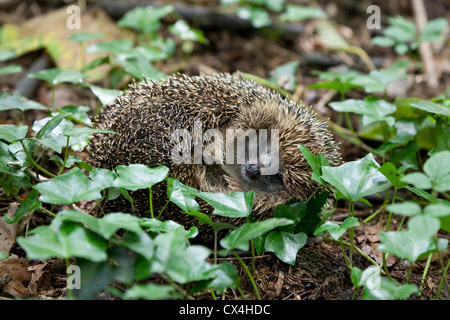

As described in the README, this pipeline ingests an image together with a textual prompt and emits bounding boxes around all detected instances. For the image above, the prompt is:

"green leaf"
[371,36,396,47]
[410,100,450,116]
[220,218,294,251]
[4,190,41,224]
[308,80,361,95]
[151,228,214,284]
[86,39,134,55]
[167,177,200,212]
[386,201,422,217]
[17,221,108,262]
[120,231,154,261]
[169,20,208,44]
[329,98,396,126]
[86,84,122,106]
[278,4,327,22]
[351,266,381,288]
[89,168,117,189]
[117,5,174,34]
[423,203,450,218]
[273,201,306,232]
[362,277,419,300]
[0,125,28,142]
[237,6,271,28]
[0,65,21,76]
[378,230,448,262]
[62,126,117,137]
[408,215,441,239]
[385,16,416,42]
[321,153,392,201]
[28,68,85,85]
[123,284,175,300]
[33,167,103,204]
[391,141,420,170]
[34,113,67,140]
[378,162,407,189]
[423,151,450,192]
[298,145,331,186]
[419,18,448,43]
[68,32,103,43]
[432,117,450,153]
[191,261,240,294]
[196,191,254,218]
[264,231,307,265]
[113,164,169,191]
[401,172,432,190]
[59,105,93,127]
[295,191,329,234]
[0,94,48,112]
[268,61,299,92]
[390,120,417,144]
[54,210,143,240]
[313,217,359,240]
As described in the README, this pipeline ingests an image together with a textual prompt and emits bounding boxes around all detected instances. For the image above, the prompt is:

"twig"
[411,0,438,89]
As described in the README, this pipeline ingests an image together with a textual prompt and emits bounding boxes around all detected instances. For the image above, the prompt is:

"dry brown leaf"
[0,203,18,255]
[0,254,32,298]
[356,224,397,267]
[0,6,131,81]
[27,263,53,297]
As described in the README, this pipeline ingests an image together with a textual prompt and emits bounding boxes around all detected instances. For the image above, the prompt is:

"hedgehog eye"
[245,163,261,180]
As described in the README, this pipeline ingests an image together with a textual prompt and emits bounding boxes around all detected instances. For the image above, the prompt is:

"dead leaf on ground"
[0,254,32,298]
[27,263,55,297]
[356,224,397,267]
[0,203,18,255]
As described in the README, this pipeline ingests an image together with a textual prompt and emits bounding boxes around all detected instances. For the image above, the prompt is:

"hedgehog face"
[219,129,287,195]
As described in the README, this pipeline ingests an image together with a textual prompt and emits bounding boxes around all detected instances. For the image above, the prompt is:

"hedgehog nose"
[245,163,261,180]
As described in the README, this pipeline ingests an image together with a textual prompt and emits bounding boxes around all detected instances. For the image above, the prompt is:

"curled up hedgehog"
[90,73,342,243]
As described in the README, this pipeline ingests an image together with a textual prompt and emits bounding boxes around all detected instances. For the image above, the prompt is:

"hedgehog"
[90,72,342,243]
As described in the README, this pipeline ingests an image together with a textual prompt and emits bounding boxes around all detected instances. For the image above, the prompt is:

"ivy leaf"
[298,145,331,186]
[321,153,392,201]
[264,231,307,265]
[313,217,360,240]
[28,68,85,85]
[0,125,28,142]
[196,191,254,218]
[166,177,200,212]
[17,221,108,262]
[33,168,103,204]
[362,277,419,300]
[0,94,48,112]
[423,151,450,192]
[113,164,169,191]
[4,190,41,224]
[378,230,448,262]
[191,261,240,294]
[220,218,294,251]
[151,228,214,284]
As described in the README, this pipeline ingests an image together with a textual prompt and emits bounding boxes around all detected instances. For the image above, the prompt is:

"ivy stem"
[38,206,56,218]
[436,259,450,299]
[420,254,432,291]
[58,136,70,176]
[157,199,170,219]
[149,188,154,219]
[19,140,55,178]
[348,201,355,268]
[233,250,261,300]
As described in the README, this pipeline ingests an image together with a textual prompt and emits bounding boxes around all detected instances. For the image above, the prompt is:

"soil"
[0,0,449,300]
